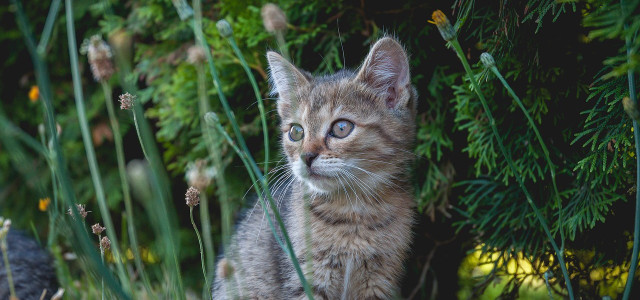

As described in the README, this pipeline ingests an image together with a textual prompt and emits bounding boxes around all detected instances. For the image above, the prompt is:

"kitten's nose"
[302,152,319,168]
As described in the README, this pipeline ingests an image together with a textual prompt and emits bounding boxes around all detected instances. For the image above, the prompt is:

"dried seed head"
[216,19,233,38]
[68,204,89,219]
[100,236,111,250]
[187,45,207,65]
[480,52,496,68]
[92,223,106,235]
[82,35,115,82]
[261,3,287,33]
[624,97,640,122]
[186,159,216,190]
[430,10,456,42]
[185,186,200,207]
[119,93,135,110]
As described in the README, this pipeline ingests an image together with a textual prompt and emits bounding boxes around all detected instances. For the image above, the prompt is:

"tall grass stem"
[190,207,209,299]
[64,0,131,291]
[101,82,153,295]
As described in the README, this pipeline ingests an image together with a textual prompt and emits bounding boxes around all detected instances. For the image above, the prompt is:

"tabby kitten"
[212,36,417,300]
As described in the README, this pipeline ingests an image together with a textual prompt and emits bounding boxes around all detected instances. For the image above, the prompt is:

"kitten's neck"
[291,178,413,219]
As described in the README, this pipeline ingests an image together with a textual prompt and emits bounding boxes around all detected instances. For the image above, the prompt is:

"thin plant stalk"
[190,207,209,299]
[99,234,105,300]
[449,39,575,298]
[622,21,639,300]
[36,0,61,55]
[128,101,186,299]
[64,0,131,292]
[225,36,270,173]
[12,0,128,297]
[190,1,313,297]
[194,64,220,273]
[486,63,566,249]
[101,82,153,295]
[1,240,17,299]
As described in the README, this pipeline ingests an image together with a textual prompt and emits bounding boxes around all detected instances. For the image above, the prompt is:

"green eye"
[330,120,354,138]
[289,124,304,141]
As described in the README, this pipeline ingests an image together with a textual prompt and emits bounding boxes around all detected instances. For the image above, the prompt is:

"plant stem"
[622,20,639,300]
[226,37,270,173]
[100,234,105,300]
[64,0,131,292]
[194,64,219,274]
[129,102,185,299]
[488,66,566,249]
[1,240,17,299]
[450,39,574,299]
[101,82,153,295]
[190,207,209,299]
[37,0,61,55]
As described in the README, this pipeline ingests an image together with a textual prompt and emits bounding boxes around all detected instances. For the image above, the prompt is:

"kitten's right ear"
[267,52,309,104]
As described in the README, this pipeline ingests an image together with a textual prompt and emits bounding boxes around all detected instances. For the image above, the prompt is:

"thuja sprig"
[188,0,314,297]
[431,10,575,299]
[480,52,566,250]
[622,17,640,300]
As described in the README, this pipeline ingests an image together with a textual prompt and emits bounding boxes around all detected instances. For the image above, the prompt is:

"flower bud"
[430,10,456,42]
[204,112,220,126]
[185,186,200,207]
[82,35,115,82]
[480,52,496,68]
[216,20,233,38]
[100,236,111,250]
[92,223,106,235]
[119,93,135,110]
[261,3,287,33]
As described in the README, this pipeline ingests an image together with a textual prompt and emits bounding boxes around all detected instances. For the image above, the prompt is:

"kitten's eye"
[330,120,354,138]
[289,124,304,141]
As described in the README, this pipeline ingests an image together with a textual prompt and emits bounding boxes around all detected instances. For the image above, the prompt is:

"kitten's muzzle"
[302,152,319,168]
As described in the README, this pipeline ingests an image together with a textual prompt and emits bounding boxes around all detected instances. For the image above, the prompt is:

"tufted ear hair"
[267,52,310,115]
[355,37,411,110]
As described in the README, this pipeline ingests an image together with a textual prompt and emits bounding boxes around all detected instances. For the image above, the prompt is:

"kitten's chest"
[288,199,414,298]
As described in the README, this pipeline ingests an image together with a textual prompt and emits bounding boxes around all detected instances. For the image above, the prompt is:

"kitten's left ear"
[355,37,411,110]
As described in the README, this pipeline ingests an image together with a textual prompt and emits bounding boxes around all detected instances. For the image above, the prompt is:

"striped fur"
[212,37,417,300]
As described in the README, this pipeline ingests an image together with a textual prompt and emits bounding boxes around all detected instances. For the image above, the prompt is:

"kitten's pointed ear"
[356,37,411,110]
[267,51,309,104]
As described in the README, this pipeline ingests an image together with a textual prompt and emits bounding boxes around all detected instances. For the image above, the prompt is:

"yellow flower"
[38,197,51,211]
[429,10,456,41]
[28,86,39,103]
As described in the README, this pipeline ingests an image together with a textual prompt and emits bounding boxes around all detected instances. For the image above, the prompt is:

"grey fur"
[0,230,59,299]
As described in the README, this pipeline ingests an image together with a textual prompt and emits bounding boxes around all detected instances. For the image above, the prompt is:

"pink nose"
[302,152,319,167]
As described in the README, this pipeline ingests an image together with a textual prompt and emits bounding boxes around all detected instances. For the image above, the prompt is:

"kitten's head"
[268,37,417,196]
